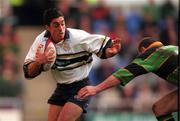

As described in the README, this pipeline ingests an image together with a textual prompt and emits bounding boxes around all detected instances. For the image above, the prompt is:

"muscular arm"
[95,75,121,93]
[23,61,43,78]
[78,59,152,99]
[23,44,55,78]
[78,75,121,98]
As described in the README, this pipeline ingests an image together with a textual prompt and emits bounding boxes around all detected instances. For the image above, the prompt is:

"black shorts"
[48,78,90,113]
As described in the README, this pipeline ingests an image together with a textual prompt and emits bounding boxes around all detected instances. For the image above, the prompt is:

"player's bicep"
[124,63,149,77]
[113,62,149,86]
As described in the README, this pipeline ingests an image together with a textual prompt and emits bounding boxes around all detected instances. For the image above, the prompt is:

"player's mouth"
[59,32,64,35]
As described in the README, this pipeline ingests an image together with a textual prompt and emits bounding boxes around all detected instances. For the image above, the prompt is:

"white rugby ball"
[38,39,56,71]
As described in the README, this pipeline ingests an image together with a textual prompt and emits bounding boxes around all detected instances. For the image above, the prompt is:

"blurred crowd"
[0,0,178,115]
[0,0,22,109]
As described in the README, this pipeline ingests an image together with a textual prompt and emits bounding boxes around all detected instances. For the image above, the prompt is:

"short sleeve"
[113,59,150,86]
[80,34,111,58]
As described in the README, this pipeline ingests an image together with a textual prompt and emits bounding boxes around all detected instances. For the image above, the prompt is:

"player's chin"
[57,36,64,41]
[58,33,64,39]
[54,37,64,43]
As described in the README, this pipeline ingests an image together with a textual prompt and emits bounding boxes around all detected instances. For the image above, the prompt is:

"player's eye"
[53,23,59,28]
[61,22,65,26]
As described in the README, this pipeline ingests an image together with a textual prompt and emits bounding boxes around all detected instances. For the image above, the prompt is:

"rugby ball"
[38,39,56,71]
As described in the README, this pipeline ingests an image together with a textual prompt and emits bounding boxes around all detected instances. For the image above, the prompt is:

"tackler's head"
[138,37,163,54]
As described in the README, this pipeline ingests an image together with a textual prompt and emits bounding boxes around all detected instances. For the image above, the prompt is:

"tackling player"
[78,37,178,121]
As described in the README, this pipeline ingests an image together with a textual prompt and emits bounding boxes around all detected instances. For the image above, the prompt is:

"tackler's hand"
[78,86,98,99]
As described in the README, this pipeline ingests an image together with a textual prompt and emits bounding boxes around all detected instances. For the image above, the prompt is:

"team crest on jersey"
[62,42,70,51]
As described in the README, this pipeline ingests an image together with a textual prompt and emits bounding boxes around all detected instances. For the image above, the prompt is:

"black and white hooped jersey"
[24,28,112,84]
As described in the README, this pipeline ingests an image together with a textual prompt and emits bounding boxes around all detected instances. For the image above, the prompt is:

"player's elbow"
[23,64,32,79]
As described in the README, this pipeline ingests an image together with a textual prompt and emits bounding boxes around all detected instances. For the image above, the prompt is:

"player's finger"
[35,53,41,58]
[108,48,117,54]
[37,44,43,52]
[36,48,41,53]
[79,92,88,99]
[47,56,55,62]
[48,56,55,60]
[81,93,90,99]
[78,90,86,97]
[78,90,88,97]
[78,87,88,95]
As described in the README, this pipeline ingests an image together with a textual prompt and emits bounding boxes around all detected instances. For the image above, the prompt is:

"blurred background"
[0,0,178,121]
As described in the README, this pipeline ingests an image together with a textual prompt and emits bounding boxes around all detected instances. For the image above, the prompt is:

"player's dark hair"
[43,8,64,26]
[138,37,162,51]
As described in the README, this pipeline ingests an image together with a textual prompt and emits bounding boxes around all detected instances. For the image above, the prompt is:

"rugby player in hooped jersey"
[78,37,178,121]
[23,8,121,121]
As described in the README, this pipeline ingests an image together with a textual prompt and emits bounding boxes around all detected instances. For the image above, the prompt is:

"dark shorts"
[48,78,90,113]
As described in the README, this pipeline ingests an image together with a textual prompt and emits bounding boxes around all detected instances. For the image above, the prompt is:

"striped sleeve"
[113,62,149,86]
[113,46,178,86]
[80,34,111,58]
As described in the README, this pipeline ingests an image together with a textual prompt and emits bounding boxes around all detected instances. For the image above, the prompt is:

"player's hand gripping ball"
[36,39,56,71]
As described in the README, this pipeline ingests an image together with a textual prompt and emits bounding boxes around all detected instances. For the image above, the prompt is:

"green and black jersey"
[113,45,178,86]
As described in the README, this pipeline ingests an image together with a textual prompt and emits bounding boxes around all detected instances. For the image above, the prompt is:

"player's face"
[47,16,66,43]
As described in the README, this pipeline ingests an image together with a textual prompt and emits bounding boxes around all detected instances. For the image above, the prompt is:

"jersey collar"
[64,29,70,40]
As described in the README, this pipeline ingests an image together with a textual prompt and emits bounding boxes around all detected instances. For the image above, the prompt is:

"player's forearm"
[29,61,42,75]
[95,75,121,93]
[24,61,42,78]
